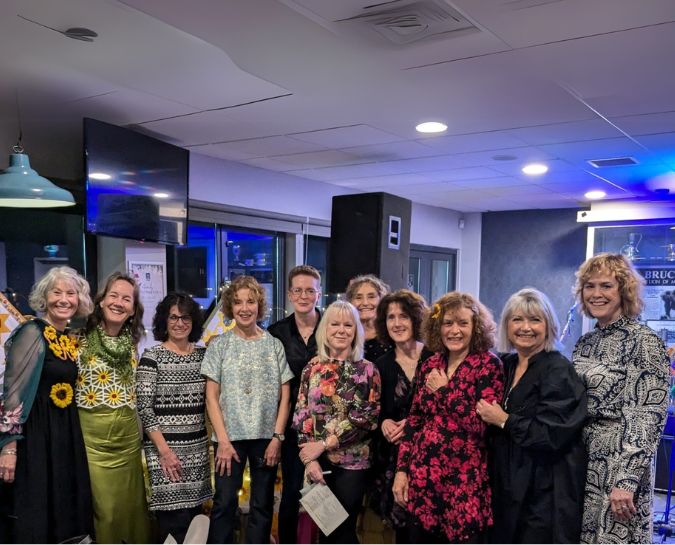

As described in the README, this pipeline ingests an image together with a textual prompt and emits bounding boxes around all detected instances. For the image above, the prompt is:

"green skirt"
[79,406,152,544]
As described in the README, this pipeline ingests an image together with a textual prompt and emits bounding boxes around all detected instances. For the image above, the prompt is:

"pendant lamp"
[0,144,75,208]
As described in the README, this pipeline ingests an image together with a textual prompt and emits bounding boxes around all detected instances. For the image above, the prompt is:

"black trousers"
[155,505,203,544]
[278,429,305,543]
[207,439,277,544]
[319,459,368,544]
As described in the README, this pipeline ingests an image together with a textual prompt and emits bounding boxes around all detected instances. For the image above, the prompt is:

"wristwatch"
[272,432,285,442]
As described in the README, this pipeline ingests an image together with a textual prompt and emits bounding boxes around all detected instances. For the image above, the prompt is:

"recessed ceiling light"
[416,121,447,134]
[154,192,170,198]
[521,163,548,176]
[584,190,606,200]
[89,172,111,180]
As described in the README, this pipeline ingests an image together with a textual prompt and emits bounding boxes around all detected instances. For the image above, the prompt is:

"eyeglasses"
[289,288,319,297]
[168,314,193,324]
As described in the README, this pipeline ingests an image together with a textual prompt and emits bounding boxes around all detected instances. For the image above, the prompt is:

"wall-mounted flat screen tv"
[84,118,189,245]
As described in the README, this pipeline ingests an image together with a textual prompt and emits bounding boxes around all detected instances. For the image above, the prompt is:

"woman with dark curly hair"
[393,292,504,543]
[201,275,293,544]
[136,292,212,543]
[572,254,669,544]
[76,272,151,544]
[372,289,432,543]
[0,266,93,543]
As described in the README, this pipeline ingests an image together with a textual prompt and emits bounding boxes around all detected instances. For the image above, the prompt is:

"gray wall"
[480,208,587,357]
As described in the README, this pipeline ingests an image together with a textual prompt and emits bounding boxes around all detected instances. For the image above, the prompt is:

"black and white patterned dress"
[136,345,213,511]
[573,316,670,544]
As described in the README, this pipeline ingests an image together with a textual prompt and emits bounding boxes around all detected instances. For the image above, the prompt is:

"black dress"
[488,350,587,544]
[364,337,391,364]
[2,321,93,543]
[373,348,433,535]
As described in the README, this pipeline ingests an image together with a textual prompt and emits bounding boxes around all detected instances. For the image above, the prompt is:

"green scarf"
[80,325,135,383]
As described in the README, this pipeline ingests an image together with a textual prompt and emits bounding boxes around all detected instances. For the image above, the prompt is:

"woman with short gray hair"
[476,287,587,543]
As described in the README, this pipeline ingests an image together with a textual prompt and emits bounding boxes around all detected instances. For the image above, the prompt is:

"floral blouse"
[293,358,381,470]
[396,351,504,541]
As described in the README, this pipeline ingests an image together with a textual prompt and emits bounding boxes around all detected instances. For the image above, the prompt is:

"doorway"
[409,244,457,304]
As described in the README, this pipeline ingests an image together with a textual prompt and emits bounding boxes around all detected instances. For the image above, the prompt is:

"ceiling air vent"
[587,157,638,168]
[338,0,475,44]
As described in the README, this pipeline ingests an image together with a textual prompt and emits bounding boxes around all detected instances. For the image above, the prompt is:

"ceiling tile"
[289,124,402,147]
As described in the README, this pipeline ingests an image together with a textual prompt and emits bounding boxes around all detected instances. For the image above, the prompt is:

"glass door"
[220,227,284,326]
[409,244,457,305]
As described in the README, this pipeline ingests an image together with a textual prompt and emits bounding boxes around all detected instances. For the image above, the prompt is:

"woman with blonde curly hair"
[201,275,293,543]
[572,253,669,544]
[0,266,94,543]
[393,292,504,543]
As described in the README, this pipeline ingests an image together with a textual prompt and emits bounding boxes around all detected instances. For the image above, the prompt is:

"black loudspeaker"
[655,434,675,492]
[328,192,411,293]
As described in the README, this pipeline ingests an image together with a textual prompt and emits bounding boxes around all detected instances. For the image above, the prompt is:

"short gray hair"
[498,287,561,353]
[315,300,365,362]
[29,266,93,318]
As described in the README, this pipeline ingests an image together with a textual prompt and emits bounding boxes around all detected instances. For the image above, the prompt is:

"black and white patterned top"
[136,345,213,511]
[573,316,670,544]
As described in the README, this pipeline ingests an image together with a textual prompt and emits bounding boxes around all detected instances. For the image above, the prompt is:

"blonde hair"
[498,288,561,353]
[315,301,365,361]
[574,253,644,319]
[29,266,93,318]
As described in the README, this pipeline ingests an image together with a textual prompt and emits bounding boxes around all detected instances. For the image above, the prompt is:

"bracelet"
[1,449,17,456]
[321,439,328,451]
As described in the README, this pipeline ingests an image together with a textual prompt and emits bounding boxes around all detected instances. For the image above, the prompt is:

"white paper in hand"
[299,483,348,536]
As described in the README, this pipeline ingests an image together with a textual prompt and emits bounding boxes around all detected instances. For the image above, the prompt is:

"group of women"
[0,251,671,544]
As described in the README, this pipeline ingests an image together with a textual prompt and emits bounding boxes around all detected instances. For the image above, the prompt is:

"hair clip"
[431,304,441,319]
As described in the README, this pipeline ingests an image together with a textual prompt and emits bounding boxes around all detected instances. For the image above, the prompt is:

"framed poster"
[636,266,675,356]
[127,261,166,331]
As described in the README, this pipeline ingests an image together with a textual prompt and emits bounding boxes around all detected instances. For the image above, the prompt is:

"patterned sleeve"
[292,364,314,445]
[330,361,381,448]
[396,357,431,473]
[615,331,670,493]
[461,353,504,436]
[200,335,223,384]
[136,348,160,433]
[0,321,46,448]
[273,337,294,384]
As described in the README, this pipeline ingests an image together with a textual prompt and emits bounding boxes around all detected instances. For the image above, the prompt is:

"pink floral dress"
[396,351,504,541]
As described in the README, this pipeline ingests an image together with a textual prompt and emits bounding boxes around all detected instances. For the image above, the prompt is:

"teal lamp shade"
[0,152,75,207]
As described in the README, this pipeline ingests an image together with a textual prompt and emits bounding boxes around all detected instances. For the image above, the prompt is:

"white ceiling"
[1,0,675,212]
